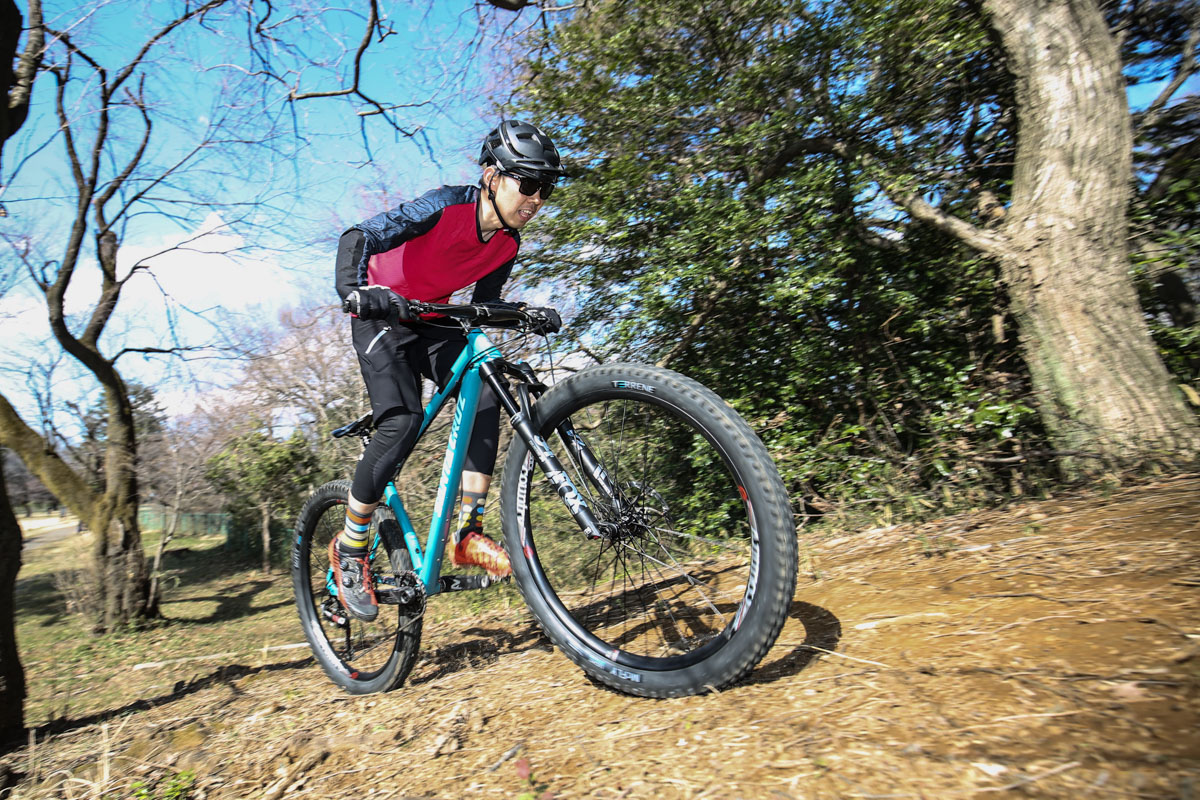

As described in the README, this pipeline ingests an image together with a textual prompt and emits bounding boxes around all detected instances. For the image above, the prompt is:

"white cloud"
[0,213,320,421]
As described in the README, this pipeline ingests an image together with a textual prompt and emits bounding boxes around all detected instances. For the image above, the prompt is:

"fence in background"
[137,506,230,536]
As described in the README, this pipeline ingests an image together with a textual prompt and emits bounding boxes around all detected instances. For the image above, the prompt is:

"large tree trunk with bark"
[91,503,153,633]
[90,387,155,630]
[981,0,1200,469]
[0,390,154,632]
[0,455,27,744]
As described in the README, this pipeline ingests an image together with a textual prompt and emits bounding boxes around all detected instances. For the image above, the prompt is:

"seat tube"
[421,330,497,591]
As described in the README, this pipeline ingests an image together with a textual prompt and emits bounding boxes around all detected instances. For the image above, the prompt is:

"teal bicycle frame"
[377,328,502,596]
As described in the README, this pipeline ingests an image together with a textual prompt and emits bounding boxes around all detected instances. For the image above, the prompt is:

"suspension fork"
[554,417,624,502]
[479,361,605,540]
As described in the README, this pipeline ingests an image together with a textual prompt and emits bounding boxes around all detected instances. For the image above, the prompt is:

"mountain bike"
[291,301,798,698]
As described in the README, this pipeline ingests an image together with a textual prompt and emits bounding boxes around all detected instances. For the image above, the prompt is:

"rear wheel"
[291,480,423,694]
[501,364,797,697]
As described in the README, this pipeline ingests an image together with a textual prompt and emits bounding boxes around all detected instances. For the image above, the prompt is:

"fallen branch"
[799,644,893,669]
[485,742,524,773]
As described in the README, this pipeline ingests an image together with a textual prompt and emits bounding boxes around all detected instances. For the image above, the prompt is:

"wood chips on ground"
[2,475,1197,799]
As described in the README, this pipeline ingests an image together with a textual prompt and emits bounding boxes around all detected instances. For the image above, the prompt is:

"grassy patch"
[15,531,305,729]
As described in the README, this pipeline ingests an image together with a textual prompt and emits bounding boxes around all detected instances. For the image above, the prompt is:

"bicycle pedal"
[375,571,426,616]
[320,598,350,629]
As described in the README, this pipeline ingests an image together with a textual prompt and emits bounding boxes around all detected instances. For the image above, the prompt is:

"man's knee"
[372,408,421,442]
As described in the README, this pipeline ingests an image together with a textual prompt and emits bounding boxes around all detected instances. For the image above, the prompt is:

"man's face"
[485,167,552,229]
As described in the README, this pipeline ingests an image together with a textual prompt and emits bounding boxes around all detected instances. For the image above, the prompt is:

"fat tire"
[500,363,797,697]
[292,479,422,694]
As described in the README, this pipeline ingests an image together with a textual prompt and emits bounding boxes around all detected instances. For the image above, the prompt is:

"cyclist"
[332,120,566,622]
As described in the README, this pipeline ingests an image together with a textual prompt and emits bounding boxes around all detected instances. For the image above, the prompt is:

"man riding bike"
[332,120,566,622]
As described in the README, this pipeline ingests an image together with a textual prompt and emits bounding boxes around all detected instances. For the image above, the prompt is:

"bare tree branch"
[1137,18,1199,133]
[1,0,45,171]
[108,0,229,97]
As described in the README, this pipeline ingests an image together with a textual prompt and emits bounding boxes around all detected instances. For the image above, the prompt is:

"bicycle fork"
[480,361,607,541]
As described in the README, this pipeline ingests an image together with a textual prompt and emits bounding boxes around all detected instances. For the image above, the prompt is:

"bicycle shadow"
[408,597,842,691]
[27,657,313,743]
[410,621,550,686]
[740,599,843,686]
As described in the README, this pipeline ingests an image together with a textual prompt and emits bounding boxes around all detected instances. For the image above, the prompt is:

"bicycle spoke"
[519,392,757,663]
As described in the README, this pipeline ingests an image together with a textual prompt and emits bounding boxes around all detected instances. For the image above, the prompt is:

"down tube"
[419,330,501,593]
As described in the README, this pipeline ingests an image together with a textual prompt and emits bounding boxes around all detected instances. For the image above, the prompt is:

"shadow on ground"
[411,621,551,686]
[32,657,313,740]
[743,600,843,686]
[164,579,292,626]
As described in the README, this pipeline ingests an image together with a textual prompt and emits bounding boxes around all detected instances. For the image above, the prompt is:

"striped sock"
[454,489,487,545]
[338,506,372,556]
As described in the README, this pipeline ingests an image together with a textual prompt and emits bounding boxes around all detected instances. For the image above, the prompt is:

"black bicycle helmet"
[479,119,567,179]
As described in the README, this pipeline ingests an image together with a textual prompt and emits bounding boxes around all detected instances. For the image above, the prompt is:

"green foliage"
[131,771,195,800]
[206,427,316,561]
[510,0,1055,519]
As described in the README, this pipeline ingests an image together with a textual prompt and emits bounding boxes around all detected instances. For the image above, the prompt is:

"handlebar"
[341,290,557,332]
[407,300,535,326]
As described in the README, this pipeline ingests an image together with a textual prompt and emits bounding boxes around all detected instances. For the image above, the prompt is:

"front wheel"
[500,363,798,697]
[291,479,423,694]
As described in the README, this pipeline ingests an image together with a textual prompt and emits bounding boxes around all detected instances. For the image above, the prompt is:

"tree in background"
[0,0,482,631]
[59,383,165,494]
[508,0,1198,512]
[951,0,1199,469]
[1121,0,1200,386]
[2,449,53,516]
[0,455,24,744]
[206,428,316,573]
[141,412,227,611]
[227,304,367,483]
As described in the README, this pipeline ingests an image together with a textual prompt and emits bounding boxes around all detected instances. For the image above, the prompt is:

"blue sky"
[1,0,1196,433]
[0,0,527,424]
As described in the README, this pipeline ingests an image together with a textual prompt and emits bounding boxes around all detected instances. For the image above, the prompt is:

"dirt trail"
[4,476,1198,799]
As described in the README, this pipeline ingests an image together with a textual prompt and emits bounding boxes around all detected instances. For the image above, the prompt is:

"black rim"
[303,498,403,680]
[518,391,758,672]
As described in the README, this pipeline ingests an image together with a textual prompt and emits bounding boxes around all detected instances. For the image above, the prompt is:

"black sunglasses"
[500,171,557,200]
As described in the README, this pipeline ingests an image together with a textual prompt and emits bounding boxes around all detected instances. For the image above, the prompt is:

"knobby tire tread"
[292,479,421,695]
[501,364,798,697]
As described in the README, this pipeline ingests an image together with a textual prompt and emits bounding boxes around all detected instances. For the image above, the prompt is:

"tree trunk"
[981,0,1200,469]
[1,0,44,171]
[84,387,155,631]
[148,496,183,611]
[260,503,272,574]
[0,455,27,744]
[0,390,155,632]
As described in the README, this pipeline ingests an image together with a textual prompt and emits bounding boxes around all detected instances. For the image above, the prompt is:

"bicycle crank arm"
[437,574,510,592]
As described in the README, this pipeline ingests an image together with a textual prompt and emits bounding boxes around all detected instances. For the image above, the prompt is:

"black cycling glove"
[343,286,414,324]
[527,306,562,335]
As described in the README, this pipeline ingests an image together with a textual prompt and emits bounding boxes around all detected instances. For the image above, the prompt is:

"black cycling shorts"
[349,317,500,503]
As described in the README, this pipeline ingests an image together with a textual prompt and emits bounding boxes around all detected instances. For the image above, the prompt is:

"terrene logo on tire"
[611,380,655,393]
